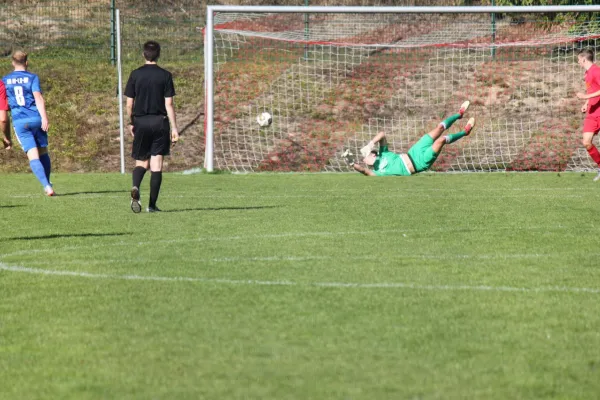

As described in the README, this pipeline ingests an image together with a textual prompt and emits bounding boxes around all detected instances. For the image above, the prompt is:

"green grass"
[2,172,600,399]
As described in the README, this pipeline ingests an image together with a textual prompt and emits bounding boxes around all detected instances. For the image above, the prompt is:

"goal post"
[204,5,600,173]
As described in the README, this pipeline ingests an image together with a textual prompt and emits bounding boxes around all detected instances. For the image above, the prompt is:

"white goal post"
[204,5,600,173]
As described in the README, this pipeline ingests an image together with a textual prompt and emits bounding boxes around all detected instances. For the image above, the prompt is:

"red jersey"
[0,81,8,111]
[585,64,600,117]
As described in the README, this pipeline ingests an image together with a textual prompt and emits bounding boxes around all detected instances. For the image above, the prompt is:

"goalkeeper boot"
[458,101,470,118]
[464,118,475,135]
[130,186,142,213]
[593,170,600,182]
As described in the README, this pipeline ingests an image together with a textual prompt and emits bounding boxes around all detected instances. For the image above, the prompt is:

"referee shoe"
[130,186,142,213]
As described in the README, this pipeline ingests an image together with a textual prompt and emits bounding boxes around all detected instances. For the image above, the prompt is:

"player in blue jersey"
[2,50,53,196]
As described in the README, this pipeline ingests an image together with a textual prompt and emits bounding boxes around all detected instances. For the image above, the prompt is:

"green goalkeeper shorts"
[407,134,439,173]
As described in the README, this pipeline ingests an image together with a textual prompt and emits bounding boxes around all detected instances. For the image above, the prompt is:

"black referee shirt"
[125,64,176,117]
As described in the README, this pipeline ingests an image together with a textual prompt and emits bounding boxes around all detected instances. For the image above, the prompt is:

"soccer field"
[1,172,600,399]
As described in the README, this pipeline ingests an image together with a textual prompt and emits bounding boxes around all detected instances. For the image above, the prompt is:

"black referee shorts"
[131,115,171,161]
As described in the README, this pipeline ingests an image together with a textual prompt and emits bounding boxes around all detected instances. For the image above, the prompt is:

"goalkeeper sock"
[149,171,163,209]
[444,130,467,144]
[439,114,461,130]
[39,152,51,182]
[29,159,50,188]
[588,145,600,166]
[132,166,147,189]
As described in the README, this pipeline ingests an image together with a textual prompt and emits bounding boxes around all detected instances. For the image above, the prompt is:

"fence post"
[491,0,496,59]
[110,0,116,65]
[304,0,309,60]
[116,9,125,174]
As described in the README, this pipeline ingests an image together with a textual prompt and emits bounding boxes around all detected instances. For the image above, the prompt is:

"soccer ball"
[257,112,272,127]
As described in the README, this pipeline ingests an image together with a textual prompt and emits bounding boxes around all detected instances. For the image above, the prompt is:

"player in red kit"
[576,48,600,181]
[0,80,10,149]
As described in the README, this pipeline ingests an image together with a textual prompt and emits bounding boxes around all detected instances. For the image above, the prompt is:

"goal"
[204,5,600,173]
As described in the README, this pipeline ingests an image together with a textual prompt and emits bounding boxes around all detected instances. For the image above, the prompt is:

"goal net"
[205,5,600,173]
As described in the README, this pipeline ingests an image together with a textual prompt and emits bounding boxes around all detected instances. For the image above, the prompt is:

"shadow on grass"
[57,190,128,197]
[0,205,24,208]
[4,232,132,241]
[162,205,281,213]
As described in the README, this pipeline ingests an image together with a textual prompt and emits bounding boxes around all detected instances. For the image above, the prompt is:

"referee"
[125,40,179,213]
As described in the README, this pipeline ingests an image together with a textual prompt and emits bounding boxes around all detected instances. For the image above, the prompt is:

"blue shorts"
[13,119,47,153]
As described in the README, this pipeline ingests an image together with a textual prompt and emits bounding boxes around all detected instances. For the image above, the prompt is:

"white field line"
[0,224,589,260]
[8,251,592,267]
[1,262,599,294]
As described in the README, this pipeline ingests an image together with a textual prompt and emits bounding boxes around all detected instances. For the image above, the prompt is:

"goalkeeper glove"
[360,141,375,158]
[341,149,356,165]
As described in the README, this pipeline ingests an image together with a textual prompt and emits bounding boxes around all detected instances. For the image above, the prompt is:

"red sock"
[588,145,600,166]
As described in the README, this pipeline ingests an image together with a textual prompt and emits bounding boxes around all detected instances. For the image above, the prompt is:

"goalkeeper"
[347,101,474,176]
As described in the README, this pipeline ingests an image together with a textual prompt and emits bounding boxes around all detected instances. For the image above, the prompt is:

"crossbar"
[208,5,600,14]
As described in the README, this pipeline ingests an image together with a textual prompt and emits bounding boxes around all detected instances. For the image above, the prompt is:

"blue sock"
[30,159,50,188]
[39,153,51,183]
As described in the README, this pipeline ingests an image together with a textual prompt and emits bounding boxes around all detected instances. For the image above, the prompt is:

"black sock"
[149,171,163,208]
[132,166,147,189]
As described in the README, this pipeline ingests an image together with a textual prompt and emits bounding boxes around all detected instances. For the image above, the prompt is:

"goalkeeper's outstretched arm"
[353,163,376,176]
[372,131,387,146]
[360,132,387,158]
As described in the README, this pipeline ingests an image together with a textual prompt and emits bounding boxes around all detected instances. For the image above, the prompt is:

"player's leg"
[582,117,600,181]
[147,116,170,212]
[433,117,476,153]
[16,122,53,195]
[130,159,149,213]
[148,155,164,212]
[34,128,52,185]
[39,147,51,184]
[412,123,468,173]
[130,118,153,213]
[25,147,53,196]
[427,101,470,141]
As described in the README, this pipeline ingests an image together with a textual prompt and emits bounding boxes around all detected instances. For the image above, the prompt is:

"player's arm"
[165,96,179,144]
[0,110,10,150]
[577,89,600,100]
[353,163,376,176]
[367,132,387,147]
[360,132,387,157]
[581,99,589,113]
[33,92,49,132]
[577,72,600,102]
[0,83,10,149]
[125,96,134,136]
[372,131,387,146]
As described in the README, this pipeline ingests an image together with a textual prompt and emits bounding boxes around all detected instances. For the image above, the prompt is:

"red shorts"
[583,116,600,134]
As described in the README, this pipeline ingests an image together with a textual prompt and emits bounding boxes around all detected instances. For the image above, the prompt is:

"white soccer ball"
[257,112,272,127]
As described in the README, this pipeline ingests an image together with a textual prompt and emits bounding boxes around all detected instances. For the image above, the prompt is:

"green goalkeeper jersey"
[373,145,411,176]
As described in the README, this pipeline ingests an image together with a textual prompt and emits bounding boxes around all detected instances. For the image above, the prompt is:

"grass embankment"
[0,58,205,173]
